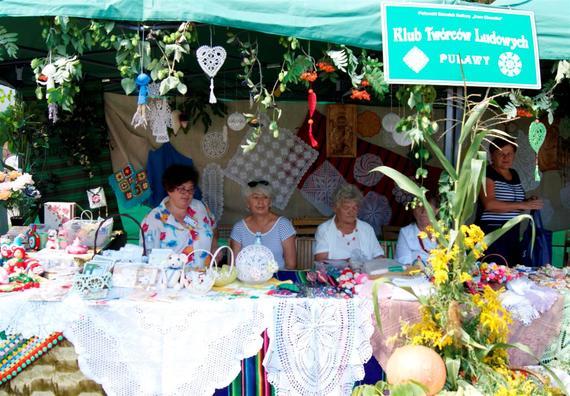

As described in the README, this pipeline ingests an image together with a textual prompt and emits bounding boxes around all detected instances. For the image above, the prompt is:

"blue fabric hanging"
[146,143,202,207]
[521,210,552,267]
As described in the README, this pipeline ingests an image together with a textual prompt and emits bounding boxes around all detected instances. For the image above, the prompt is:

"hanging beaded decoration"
[131,28,150,129]
[196,30,227,104]
[529,120,547,181]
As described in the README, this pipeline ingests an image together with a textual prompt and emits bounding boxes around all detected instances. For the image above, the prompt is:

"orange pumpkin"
[386,345,447,395]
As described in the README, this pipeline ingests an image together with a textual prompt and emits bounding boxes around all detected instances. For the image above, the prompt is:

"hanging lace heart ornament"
[196,45,227,104]
[529,120,547,181]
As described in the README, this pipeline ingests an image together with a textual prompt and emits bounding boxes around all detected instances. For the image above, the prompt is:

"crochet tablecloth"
[0,290,373,396]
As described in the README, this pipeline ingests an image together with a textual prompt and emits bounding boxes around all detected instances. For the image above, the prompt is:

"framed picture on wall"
[326,104,357,158]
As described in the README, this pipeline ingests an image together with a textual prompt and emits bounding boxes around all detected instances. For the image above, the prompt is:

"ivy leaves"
[0,25,18,61]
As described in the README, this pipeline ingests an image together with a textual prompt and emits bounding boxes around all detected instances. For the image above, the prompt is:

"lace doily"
[202,130,228,159]
[501,278,559,326]
[392,186,414,205]
[147,83,172,143]
[358,192,392,235]
[391,130,411,146]
[0,291,374,396]
[541,291,570,372]
[381,113,400,133]
[299,161,347,216]
[227,112,247,131]
[224,128,318,210]
[512,129,541,191]
[264,297,373,396]
[380,128,398,149]
[200,163,224,222]
[353,154,383,187]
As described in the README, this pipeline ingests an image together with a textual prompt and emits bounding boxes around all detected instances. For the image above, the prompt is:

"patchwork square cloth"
[224,128,318,210]
[108,163,151,208]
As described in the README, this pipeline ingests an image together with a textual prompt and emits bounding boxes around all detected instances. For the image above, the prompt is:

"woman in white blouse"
[314,184,384,261]
[395,193,439,265]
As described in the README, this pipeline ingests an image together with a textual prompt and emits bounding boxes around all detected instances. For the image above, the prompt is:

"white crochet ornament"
[235,244,278,284]
[200,163,224,223]
[147,83,172,143]
[196,45,227,104]
[202,130,228,159]
[227,112,247,131]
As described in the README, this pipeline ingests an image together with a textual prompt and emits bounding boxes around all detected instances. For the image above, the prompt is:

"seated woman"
[230,180,297,270]
[141,164,217,266]
[395,192,439,265]
[314,184,384,261]
[476,137,543,266]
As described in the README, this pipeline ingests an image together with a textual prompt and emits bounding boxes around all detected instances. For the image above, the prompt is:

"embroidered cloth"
[224,128,318,210]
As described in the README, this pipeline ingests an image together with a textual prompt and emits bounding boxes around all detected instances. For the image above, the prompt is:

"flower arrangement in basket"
[0,171,41,224]
[354,88,564,395]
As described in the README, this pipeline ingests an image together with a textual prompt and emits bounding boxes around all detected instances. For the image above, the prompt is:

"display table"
[369,283,565,368]
[0,285,373,396]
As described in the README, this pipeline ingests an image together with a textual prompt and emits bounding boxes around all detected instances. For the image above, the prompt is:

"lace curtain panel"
[0,292,373,396]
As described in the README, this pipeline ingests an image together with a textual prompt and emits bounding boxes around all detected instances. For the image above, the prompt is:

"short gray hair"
[333,184,363,207]
[243,183,274,200]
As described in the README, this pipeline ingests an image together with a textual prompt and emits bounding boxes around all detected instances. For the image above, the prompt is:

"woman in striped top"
[477,138,543,266]
[230,180,297,270]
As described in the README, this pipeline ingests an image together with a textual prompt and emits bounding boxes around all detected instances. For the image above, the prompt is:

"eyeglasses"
[247,180,270,187]
[174,186,195,195]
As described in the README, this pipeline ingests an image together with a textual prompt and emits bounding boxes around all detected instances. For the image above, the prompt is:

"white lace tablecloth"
[0,292,373,396]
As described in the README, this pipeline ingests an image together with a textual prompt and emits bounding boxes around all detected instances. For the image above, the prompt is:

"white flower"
[12,173,33,191]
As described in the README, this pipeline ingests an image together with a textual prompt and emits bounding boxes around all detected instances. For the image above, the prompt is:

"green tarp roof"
[0,0,568,59]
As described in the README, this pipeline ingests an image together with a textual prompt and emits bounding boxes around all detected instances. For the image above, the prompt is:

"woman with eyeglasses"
[230,180,297,270]
[314,184,384,262]
[476,137,543,266]
[141,164,217,266]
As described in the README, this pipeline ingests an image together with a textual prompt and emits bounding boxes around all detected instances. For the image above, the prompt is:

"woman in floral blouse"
[141,164,217,267]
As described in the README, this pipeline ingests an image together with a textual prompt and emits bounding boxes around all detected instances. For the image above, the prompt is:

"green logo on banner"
[381,2,541,89]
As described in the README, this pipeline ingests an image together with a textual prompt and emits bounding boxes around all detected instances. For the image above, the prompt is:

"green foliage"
[178,94,228,134]
[352,380,427,396]
[0,25,18,61]
[31,55,83,112]
[0,99,49,173]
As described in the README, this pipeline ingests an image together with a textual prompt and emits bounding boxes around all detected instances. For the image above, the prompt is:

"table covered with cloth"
[0,284,373,396]
[369,283,565,368]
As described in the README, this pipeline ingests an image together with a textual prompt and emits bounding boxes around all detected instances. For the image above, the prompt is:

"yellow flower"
[434,270,448,285]
[459,272,472,283]
[0,190,11,200]
[0,172,6,182]
[472,286,512,343]
[418,231,428,240]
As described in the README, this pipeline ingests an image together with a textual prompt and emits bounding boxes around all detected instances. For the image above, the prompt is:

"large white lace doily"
[264,297,373,396]
[224,128,319,209]
[353,154,383,187]
[299,161,347,216]
[0,291,374,396]
[200,163,224,223]
[358,191,392,235]
[202,130,228,159]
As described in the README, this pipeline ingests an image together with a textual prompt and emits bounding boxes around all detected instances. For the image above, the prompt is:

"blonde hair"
[243,184,273,200]
[333,184,363,207]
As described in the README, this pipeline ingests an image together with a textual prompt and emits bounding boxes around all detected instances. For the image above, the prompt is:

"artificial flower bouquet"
[0,170,41,224]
